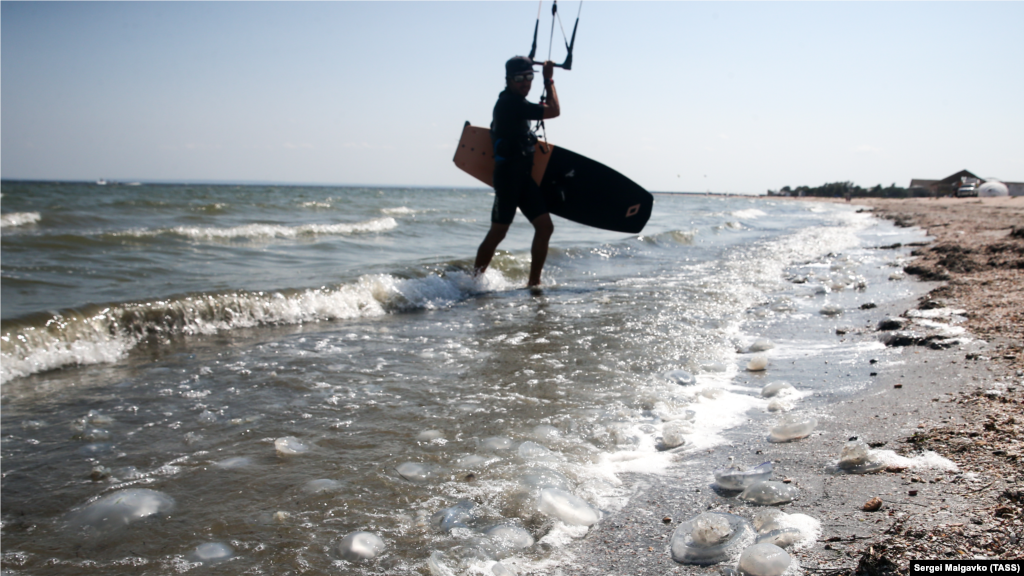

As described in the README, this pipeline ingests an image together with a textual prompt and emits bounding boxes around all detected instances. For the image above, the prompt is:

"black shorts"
[491,159,548,225]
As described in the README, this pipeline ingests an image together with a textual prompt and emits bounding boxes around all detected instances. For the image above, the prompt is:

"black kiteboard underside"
[537,146,653,234]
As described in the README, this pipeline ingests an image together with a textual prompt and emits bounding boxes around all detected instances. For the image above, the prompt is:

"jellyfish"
[768,415,816,442]
[737,543,791,576]
[738,481,798,506]
[670,512,754,565]
[837,439,884,474]
[714,462,773,491]
[337,531,385,561]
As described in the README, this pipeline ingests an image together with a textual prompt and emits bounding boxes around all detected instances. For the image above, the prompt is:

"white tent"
[978,180,1009,197]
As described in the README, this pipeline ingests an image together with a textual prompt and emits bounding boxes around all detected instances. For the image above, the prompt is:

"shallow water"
[2,183,932,574]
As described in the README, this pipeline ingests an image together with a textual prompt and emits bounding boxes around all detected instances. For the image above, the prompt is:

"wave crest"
[1,212,42,228]
[0,269,512,383]
[731,209,767,220]
[116,217,398,240]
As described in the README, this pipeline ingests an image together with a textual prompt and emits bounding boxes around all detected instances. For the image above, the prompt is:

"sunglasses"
[510,72,534,83]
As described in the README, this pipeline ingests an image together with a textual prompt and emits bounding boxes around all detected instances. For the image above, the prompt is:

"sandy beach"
[567,196,1023,575]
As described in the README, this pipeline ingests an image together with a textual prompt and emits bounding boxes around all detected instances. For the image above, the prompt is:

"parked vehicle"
[956,184,978,197]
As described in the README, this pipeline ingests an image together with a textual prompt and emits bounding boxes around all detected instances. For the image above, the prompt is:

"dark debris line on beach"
[822,200,1024,571]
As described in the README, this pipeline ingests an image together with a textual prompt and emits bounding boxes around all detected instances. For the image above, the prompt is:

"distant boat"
[96,179,108,185]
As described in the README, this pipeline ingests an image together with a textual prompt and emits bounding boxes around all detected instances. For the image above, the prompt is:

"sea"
[1,181,931,575]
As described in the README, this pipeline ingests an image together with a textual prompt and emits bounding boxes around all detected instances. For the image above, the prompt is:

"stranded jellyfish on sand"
[768,414,817,442]
[746,355,769,371]
[739,481,799,506]
[738,542,791,576]
[714,462,773,492]
[837,439,885,474]
[670,511,753,565]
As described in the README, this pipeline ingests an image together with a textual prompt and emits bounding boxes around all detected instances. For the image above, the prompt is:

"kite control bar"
[527,0,580,71]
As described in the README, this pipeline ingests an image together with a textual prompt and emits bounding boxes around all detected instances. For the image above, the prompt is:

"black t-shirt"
[491,89,544,161]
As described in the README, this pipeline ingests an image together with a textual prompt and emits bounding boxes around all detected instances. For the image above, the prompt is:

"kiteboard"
[453,123,653,234]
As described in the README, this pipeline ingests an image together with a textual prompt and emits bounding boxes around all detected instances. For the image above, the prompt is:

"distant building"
[908,169,1023,197]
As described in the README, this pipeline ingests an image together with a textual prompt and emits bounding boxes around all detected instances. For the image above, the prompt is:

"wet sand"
[562,196,1023,574]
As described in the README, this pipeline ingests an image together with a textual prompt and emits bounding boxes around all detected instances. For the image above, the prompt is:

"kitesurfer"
[474,56,561,288]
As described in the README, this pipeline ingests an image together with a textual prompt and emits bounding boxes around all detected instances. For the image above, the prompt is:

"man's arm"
[541,60,560,120]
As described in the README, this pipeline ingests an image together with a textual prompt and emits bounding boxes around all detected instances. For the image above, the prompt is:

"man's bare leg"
[527,214,554,287]
[474,223,510,276]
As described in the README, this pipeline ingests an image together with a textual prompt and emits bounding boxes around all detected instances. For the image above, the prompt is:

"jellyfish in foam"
[274,436,309,455]
[663,369,696,386]
[431,500,476,533]
[752,509,804,549]
[837,439,885,474]
[484,524,535,558]
[189,542,233,564]
[537,488,600,526]
[760,382,795,398]
[337,531,385,561]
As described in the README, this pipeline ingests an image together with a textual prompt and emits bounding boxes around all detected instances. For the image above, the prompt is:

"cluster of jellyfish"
[60,330,902,576]
[60,413,607,575]
[393,431,603,575]
[667,329,909,575]
[664,337,824,575]
[668,460,816,576]
[66,488,235,565]
[668,427,922,574]
[741,337,818,442]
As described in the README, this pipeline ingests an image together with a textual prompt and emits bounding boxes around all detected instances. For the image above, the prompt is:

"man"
[474,56,560,288]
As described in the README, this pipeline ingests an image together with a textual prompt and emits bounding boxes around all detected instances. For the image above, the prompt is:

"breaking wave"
[1,212,42,228]
[0,269,513,383]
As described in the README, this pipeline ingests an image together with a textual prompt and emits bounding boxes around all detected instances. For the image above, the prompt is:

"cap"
[505,56,534,78]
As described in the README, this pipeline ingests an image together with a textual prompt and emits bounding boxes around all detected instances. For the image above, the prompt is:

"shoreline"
[561,196,1023,574]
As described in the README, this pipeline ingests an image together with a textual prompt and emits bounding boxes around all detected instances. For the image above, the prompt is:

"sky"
[2,1,1022,195]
